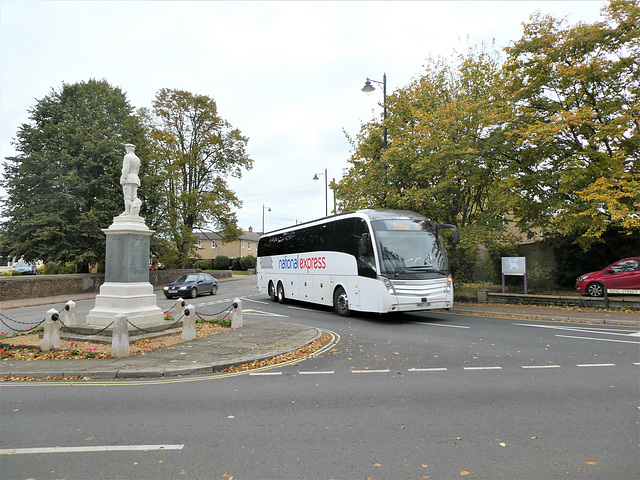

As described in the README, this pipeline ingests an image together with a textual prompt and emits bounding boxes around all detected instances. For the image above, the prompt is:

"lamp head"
[361,79,375,95]
[313,173,320,181]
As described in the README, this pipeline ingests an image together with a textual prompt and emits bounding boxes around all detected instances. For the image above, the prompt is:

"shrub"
[240,255,257,270]
[231,257,242,270]
[194,259,215,270]
[43,262,77,275]
[214,255,230,270]
[0,270,21,276]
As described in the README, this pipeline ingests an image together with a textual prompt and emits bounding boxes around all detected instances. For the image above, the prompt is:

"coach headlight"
[447,275,453,293]
[379,276,396,295]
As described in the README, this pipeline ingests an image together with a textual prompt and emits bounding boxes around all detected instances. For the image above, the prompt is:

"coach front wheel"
[333,286,351,317]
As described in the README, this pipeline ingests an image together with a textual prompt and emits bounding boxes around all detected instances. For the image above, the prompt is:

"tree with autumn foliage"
[502,0,640,246]
[337,0,639,274]
[140,89,253,266]
[335,46,515,278]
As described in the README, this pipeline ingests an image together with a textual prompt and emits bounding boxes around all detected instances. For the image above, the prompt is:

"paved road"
[1,277,639,480]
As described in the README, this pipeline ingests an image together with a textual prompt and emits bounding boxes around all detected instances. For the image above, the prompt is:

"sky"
[0,0,607,234]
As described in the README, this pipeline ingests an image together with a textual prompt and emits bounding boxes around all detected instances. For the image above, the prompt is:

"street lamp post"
[361,73,387,149]
[262,205,271,234]
[312,168,328,217]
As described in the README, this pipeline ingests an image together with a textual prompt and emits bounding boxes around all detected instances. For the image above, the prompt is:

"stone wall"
[482,291,640,310]
[0,270,232,301]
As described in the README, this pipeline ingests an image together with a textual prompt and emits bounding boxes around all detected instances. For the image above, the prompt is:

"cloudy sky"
[1,0,606,233]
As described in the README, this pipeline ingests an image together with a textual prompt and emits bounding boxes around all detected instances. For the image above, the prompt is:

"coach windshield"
[370,218,449,277]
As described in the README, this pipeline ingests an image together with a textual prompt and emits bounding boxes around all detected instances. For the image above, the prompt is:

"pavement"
[0,293,638,380]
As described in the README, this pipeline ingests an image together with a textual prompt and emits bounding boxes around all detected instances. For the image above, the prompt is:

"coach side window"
[333,218,355,255]
[355,219,376,278]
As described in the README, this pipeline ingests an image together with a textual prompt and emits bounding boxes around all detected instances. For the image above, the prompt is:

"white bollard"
[41,308,61,351]
[231,298,243,329]
[174,298,186,321]
[182,304,196,341]
[111,313,130,358]
[63,300,82,326]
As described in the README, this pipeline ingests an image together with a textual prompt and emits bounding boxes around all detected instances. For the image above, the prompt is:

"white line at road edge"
[249,372,282,376]
[1,445,184,455]
[240,297,270,305]
[242,310,288,317]
[555,334,640,345]
[299,371,335,375]
[513,323,639,337]
[412,322,470,329]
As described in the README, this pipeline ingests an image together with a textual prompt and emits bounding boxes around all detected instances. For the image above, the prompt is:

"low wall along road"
[0,270,232,301]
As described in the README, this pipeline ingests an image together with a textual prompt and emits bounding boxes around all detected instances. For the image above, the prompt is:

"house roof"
[195,229,261,242]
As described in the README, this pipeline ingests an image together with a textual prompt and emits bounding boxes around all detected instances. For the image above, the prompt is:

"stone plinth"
[86,214,164,328]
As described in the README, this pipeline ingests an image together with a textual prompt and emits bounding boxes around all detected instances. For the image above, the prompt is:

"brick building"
[194,227,261,261]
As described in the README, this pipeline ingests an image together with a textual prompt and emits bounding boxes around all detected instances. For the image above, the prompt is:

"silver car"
[14,261,37,275]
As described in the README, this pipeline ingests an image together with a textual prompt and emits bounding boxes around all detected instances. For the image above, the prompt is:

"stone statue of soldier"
[120,144,141,216]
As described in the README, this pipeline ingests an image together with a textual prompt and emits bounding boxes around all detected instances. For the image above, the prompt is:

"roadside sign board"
[501,257,526,276]
[501,257,527,293]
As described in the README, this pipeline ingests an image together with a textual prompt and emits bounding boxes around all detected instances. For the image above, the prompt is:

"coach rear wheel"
[333,286,351,317]
[277,282,286,304]
[268,281,277,302]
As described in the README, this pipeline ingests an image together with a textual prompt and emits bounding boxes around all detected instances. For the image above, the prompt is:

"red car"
[575,257,640,297]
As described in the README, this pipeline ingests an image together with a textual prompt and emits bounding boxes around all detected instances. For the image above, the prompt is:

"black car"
[163,273,218,299]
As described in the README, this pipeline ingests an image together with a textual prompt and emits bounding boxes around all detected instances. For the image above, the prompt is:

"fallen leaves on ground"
[218,333,332,373]
[0,322,228,360]
[2,329,333,382]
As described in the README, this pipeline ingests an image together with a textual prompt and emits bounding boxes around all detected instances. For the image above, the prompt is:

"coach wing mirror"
[436,224,460,244]
[359,233,371,256]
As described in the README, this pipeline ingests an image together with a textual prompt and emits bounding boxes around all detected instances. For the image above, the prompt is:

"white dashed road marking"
[463,366,502,371]
[522,365,562,369]
[1,445,184,455]
[351,369,391,374]
[576,363,616,367]
[408,367,448,372]
[272,363,638,376]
